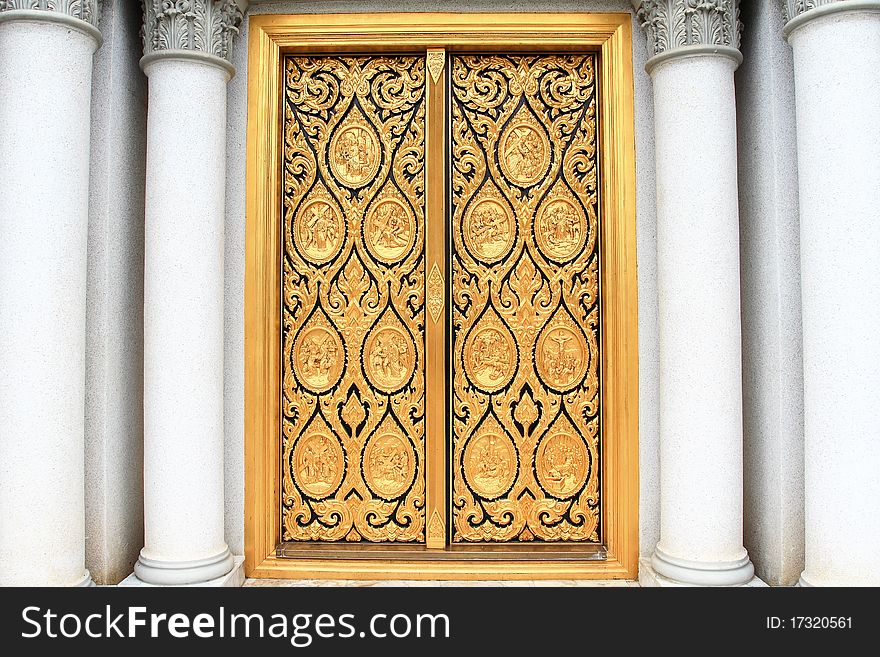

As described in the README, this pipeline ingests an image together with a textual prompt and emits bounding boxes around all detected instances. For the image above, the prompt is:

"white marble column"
[132,0,244,586]
[0,2,101,586]
[782,0,880,587]
[634,0,757,586]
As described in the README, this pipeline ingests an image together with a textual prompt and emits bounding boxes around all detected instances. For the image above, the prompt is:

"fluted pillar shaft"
[0,2,101,586]
[134,0,244,586]
[782,0,880,587]
[634,0,756,586]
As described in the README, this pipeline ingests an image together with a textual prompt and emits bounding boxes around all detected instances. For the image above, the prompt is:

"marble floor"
[244,578,640,587]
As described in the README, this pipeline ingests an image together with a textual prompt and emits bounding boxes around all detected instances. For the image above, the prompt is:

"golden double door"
[280,51,601,547]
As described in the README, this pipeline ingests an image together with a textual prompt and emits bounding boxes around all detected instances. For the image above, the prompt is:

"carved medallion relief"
[328,111,382,187]
[293,188,344,265]
[282,55,426,543]
[451,54,600,542]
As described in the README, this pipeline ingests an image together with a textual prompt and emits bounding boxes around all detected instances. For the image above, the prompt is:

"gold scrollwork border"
[245,12,639,579]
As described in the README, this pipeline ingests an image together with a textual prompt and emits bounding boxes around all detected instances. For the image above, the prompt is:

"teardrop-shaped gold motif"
[462,182,515,264]
[534,412,590,499]
[292,412,346,500]
[340,388,366,434]
[513,386,540,432]
[498,104,551,186]
[534,181,587,263]
[363,181,416,264]
[292,306,346,394]
[534,303,589,393]
[329,106,382,188]
[462,303,518,393]
[362,412,416,501]
[293,182,345,265]
[362,306,416,393]
[462,413,518,500]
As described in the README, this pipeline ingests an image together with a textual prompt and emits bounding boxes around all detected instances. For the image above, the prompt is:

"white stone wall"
[735,0,805,586]
[224,0,661,559]
[85,0,148,586]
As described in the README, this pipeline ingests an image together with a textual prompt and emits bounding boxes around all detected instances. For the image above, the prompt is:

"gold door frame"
[245,12,639,579]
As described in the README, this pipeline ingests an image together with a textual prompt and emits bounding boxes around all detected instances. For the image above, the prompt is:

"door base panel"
[252,555,631,582]
[277,542,607,561]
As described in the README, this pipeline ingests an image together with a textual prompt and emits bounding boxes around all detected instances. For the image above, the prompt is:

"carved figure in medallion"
[332,125,380,186]
[501,125,547,185]
[464,199,513,261]
[294,433,343,498]
[365,433,412,499]
[296,200,342,263]
[296,326,343,392]
[469,327,512,389]
[465,432,516,499]
[366,327,411,391]
[536,198,585,261]
[536,432,588,498]
[366,199,413,261]
[537,327,585,390]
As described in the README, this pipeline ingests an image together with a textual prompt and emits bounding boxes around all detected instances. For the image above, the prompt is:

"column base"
[72,570,94,587]
[122,555,243,587]
[797,573,814,587]
[642,550,765,587]
[130,547,237,586]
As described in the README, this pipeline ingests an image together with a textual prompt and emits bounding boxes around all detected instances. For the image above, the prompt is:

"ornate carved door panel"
[280,50,602,547]
[281,55,427,542]
[450,54,601,543]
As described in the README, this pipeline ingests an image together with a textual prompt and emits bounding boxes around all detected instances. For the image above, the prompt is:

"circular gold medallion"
[294,199,343,264]
[463,198,514,263]
[535,325,588,392]
[363,432,414,500]
[363,326,414,392]
[536,432,589,499]
[464,325,516,393]
[294,325,344,393]
[463,432,517,500]
[499,123,550,186]
[365,198,415,263]
[535,198,586,262]
[293,432,345,499]
[330,122,381,187]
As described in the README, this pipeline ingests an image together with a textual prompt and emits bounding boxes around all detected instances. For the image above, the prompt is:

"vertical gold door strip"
[424,48,447,549]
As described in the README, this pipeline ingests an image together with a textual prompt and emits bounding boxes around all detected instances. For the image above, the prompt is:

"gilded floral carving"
[282,55,426,543]
[451,54,600,542]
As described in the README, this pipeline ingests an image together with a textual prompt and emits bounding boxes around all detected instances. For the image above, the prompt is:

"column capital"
[141,0,245,77]
[0,1,101,42]
[632,0,742,73]
[782,0,880,38]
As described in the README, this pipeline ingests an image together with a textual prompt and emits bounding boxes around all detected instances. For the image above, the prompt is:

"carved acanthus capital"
[142,0,244,68]
[782,0,880,37]
[783,0,844,22]
[0,0,100,29]
[632,0,743,72]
